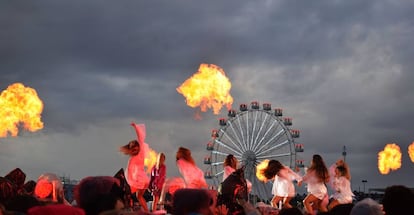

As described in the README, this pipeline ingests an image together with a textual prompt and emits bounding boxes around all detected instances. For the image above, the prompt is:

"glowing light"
[408,142,414,163]
[256,159,270,182]
[34,179,53,199]
[144,148,158,174]
[0,83,44,137]
[378,143,402,175]
[177,63,233,115]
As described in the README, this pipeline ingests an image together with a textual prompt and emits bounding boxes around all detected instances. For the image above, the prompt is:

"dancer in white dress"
[262,160,302,209]
[298,154,330,215]
[328,159,354,210]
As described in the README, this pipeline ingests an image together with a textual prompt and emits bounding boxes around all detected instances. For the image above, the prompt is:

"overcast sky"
[1,0,414,194]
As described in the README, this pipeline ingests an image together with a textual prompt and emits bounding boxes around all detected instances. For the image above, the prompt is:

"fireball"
[0,83,44,137]
[256,159,270,182]
[177,63,233,115]
[408,142,414,163]
[144,148,158,174]
[378,143,402,174]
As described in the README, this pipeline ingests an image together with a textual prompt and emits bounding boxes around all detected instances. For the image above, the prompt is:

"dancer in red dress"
[149,152,166,212]
[120,122,150,212]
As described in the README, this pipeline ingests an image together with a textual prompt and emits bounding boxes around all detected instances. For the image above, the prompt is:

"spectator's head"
[330,203,354,215]
[33,173,65,204]
[0,177,17,205]
[5,194,41,214]
[28,204,85,215]
[172,188,214,215]
[74,176,124,215]
[382,185,414,215]
[350,198,383,215]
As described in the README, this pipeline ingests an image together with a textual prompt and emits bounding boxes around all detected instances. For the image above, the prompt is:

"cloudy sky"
[1,0,413,194]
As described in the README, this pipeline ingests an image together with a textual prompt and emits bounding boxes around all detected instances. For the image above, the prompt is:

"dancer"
[298,154,330,215]
[262,160,302,209]
[176,147,208,189]
[120,122,150,212]
[328,159,354,210]
[149,152,166,212]
[223,154,238,181]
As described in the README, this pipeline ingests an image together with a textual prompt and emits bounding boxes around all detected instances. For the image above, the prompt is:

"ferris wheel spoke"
[211,161,224,166]
[214,139,243,156]
[256,128,285,153]
[212,150,231,156]
[245,111,251,150]
[257,140,289,157]
[236,113,248,151]
[251,111,269,151]
[226,121,246,151]
[248,110,260,150]
[252,114,275,152]
[257,152,292,160]
[220,124,247,152]
[214,170,224,178]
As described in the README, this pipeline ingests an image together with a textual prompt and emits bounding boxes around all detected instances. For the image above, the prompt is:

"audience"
[350,198,382,215]
[381,185,414,215]
[33,173,69,205]
[172,188,214,215]
[74,176,125,215]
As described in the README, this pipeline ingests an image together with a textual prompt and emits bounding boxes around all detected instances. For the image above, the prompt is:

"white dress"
[302,170,328,200]
[331,176,354,203]
[271,166,302,197]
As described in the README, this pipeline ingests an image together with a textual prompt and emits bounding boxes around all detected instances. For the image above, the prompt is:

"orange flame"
[144,148,158,173]
[378,143,402,175]
[0,83,44,137]
[256,159,270,182]
[408,142,414,163]
[177,64,233,115]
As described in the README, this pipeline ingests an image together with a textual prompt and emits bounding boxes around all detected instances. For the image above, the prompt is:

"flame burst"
[378,143,402,175]
[0,83,44,137]
[177,64,233,115]
[408,142,414,163]
[256,159,270,182]
[145,148,158,173]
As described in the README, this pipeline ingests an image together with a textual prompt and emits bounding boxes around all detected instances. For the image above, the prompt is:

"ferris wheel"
[203,101,304,201]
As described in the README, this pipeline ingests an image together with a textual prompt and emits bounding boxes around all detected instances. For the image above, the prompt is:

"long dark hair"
[309,154,329,183]
[262,160,284,180]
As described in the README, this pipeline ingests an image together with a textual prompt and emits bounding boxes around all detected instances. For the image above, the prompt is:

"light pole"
[342,146,347,162]
[362,180,368,194]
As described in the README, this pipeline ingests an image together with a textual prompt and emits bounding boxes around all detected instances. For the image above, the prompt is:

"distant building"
[60,176,79,203]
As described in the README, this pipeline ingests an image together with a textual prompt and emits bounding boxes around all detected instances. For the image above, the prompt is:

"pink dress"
[176,159,208,189]
[125,123,150,193]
